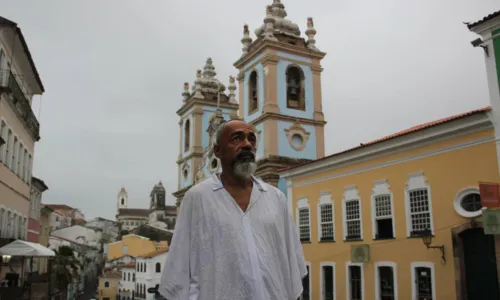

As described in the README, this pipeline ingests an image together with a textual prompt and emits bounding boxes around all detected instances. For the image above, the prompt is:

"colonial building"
[116,183,177,231]
[133,249,168,300]
[28,176,48,243]
[106,234,168,261]
[0,15,44,247]
[270,8,500,300]
[85,217,120,242]
[172,0,327,207]
[172,57,239,205]
[98,270,121,300]
[116,187,149,231]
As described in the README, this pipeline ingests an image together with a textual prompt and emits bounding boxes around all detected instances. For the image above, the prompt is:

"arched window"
[156,262,161,273]
[184,119,191,152]
[286,65,305,110]
[144,262,147,273]
[127,272,130,281]
[121,198,124,205]
[248,70,258,113]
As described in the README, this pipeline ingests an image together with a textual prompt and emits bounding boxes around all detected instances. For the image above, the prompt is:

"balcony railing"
[0,69,40,141]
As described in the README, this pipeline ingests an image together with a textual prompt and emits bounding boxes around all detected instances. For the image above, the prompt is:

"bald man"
[159,120,307,300]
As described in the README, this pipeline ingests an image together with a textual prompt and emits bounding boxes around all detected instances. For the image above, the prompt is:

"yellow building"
[107,234,168,261]
[279,107,500,300]
[36,205,53,273]
[98,270,121,300]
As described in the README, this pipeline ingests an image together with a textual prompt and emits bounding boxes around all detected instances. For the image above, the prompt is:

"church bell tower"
[117,187,128,211]
[233,0,327,187]
[173,58,239,207]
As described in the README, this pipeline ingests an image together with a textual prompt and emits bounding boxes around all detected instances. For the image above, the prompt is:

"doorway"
[461,228,499,299]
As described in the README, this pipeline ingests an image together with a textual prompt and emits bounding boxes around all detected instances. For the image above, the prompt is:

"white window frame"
[374,261,398,300]
[345,261,364,300]
[320,261,335,300]
[12,136,18,173]
[317,192,335,242]
[6,129,12,168]
[410,262,436,300]
[454,187,483,218]
[404,172,434,237]
[301,261,312,300]
[371,180,396,239]
[297,197,311,242]
[0,119,6,162]
[342,185,363,241]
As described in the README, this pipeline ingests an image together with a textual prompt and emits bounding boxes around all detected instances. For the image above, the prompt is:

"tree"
[52,245,81,299]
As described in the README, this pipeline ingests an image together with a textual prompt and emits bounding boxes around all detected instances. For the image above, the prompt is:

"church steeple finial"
[306,17,319,51]
[241,24,253,56]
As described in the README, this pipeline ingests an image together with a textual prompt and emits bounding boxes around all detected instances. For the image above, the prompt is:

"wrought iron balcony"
[0,69,40,141]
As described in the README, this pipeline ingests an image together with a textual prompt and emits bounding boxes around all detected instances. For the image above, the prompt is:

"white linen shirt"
[159,174,307,300]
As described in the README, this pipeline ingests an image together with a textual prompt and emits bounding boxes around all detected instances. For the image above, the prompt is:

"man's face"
[214,120,257,180]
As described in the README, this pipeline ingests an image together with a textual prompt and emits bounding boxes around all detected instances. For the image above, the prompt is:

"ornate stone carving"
[284,120,310,151]
[254,0,301,38]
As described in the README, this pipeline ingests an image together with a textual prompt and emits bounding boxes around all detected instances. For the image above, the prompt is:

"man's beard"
[231,150,257,180]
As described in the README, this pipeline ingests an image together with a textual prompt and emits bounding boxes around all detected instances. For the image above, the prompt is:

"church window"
[156,262,161,273]
[183,169,188,180]
[121,198,124,205]
[184,119,191,152]
[248,71,258,113]
[286,65,305,110]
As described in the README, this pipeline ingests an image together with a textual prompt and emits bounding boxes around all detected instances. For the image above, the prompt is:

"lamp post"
[420,229,446,265]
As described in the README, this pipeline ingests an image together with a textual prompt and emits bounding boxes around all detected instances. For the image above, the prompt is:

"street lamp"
[420,229,446,265]
[2,255,12,263]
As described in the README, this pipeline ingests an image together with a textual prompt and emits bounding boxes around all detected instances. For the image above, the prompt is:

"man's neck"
[220,170,252,189]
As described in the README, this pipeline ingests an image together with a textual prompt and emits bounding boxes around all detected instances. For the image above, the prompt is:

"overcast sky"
[2,0,498,219]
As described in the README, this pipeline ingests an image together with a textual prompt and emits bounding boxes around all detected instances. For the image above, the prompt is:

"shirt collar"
[211,173,268,192]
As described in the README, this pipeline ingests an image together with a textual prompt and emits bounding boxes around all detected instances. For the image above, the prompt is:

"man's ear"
[214,145,221,159]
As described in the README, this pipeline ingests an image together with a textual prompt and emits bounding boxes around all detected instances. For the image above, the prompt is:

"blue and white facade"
[173,0,327,203]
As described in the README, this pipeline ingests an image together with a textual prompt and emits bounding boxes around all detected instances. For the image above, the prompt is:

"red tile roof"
[45,204,74,211]
[467,10,500,30]
[280,107,492,172]
[117,208,150,217]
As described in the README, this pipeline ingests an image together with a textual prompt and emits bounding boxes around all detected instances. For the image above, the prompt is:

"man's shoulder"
[255,178,287,202]
[185,175,218,198]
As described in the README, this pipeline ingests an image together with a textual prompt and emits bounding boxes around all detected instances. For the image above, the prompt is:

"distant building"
[133,249,168,300]
[28,176,48,243]
[85,217,120,242]
[98,270,121,300]
[116,187,149,231]
[115,183,177,232]
[106,234,168,261]
[118,263,136,299]
[36,205,53,273]
[0,15,45,247]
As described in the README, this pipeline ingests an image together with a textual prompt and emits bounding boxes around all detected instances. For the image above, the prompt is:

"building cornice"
[176,98,238,117]
[249,112,327,127]
[234,39,326,69]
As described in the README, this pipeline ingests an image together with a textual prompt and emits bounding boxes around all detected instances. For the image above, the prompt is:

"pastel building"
[0,15,43,247]
[106,234,168,261]
[272,7,500,300]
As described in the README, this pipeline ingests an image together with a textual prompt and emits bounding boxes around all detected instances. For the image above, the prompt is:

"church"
[173,0,325,206]
[115,182,177,232]
[172,1,500,299]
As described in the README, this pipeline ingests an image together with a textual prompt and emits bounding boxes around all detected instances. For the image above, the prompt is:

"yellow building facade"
[280,108,500,300]
[98,270,121,300]
[107,234,168,261]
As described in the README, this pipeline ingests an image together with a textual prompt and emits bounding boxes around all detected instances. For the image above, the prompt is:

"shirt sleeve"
[279,191,307,299]
[159,190,199,300]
